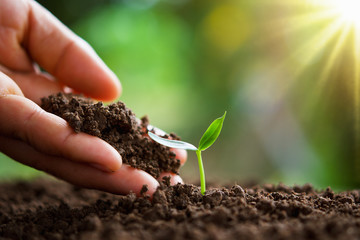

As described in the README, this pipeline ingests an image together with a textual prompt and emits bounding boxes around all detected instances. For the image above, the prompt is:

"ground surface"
[14,93,359,239]
[1,179,360,240]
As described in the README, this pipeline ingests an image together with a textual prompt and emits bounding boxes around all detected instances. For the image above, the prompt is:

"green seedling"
[148,112,226,195]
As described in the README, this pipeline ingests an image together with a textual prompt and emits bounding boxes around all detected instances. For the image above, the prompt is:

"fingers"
[0,65,63,104]
[0,0,121,101]
[171,148,187,166]
[0,94,122,171]
[0,0,33,72]
[159,149,186,185]
[26,1,121,101]
[0,135,159,196]
[158,172,184,185]
[0,71,24,97]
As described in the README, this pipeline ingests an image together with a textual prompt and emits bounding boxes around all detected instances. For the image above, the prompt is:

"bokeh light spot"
[202,3,252,56]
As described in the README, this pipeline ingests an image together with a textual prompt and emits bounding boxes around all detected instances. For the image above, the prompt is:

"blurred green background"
[1,0,359,190]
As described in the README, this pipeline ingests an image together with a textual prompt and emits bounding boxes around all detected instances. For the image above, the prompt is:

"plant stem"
[196,150,206,195]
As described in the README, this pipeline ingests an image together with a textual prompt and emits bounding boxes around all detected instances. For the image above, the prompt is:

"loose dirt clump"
[1,179,360,240]
[40,93,180,178]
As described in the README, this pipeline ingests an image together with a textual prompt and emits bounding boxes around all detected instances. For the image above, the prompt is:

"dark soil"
[1,179,360,240]
[40,93,180,178]
[6,93,356,239]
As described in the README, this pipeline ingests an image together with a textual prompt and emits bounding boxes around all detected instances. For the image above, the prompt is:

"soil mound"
[1,179,360,240]
[40,93,180,178]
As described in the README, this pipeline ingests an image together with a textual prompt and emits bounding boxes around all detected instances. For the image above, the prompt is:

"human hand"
[0,0,187,196]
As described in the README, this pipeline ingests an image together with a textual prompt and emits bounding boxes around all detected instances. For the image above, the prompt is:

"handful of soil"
[40,93,180,178]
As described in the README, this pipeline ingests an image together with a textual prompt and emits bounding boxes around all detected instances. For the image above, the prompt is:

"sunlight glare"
[334,0,360,26]
[305,0,360,165]
[322,0,360,27]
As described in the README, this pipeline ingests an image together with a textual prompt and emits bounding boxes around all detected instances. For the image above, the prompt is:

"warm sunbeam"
[308,0,360,24]
[320,0,360,168]
[267,0,360,102]
[328,0,360,27]
[265,0,360,174]
[302,0,360,171]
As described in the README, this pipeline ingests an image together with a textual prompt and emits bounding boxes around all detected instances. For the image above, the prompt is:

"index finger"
[1,0,121,101]
[27,1,121,101]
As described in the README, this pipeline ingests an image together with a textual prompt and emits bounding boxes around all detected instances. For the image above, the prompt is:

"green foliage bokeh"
[1,0,359,190]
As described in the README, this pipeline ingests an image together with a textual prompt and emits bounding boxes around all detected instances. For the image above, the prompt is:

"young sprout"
[148,112,226,195]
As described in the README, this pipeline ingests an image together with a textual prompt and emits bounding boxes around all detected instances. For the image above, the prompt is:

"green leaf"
[148,132,198,151]
[198,111,226,151]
